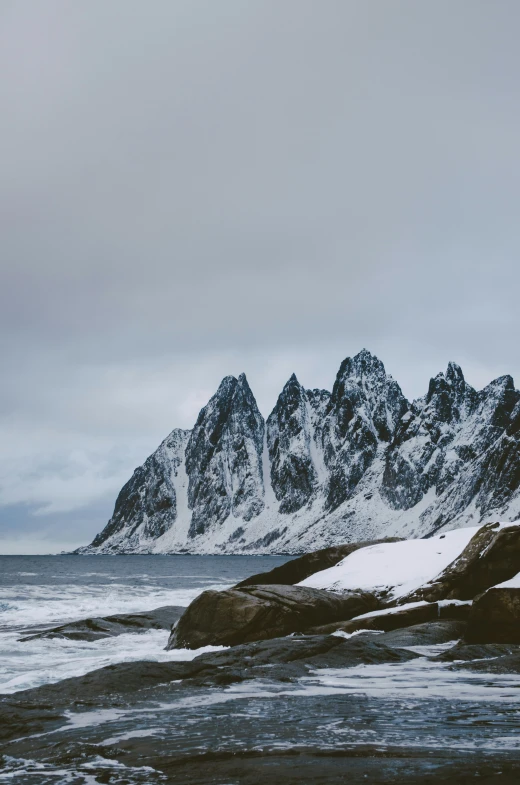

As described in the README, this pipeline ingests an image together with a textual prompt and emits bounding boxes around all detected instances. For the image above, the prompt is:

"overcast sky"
[1,0,520,553]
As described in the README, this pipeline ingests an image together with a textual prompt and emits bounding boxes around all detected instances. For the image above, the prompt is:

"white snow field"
[299,525,481,599]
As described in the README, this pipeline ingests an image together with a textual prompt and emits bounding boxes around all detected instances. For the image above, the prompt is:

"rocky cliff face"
[89,428,190,552]
[266,374,325,514]
[321,350,409,511]
[81,350,520,554]
[185,374,265,538]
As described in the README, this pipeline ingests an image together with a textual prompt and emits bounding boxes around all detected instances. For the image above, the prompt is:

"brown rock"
[401,523,520,603]
[464,587,520,644]
[307,601,471,636]
[167,584,380,649]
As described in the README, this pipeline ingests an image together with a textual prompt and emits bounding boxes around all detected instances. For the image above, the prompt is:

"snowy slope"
[298,527,480,600]
[80,350,520,554]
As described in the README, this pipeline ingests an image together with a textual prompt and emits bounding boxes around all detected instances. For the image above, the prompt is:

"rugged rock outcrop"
[451,651,520,674]
[185,374,265,537]
[81,349,520,555]
[307,601,471,637]
[266,375,327,513]
[381,362,478,512]
[322,349,409,510]
[434,642,520,662]
[167,522,518,650]
[464,587,520,644]
[167,584,380,649]
[89,429,190,550]
[20,606,184,643]
[403,523,520,603]
[368,620,467,647]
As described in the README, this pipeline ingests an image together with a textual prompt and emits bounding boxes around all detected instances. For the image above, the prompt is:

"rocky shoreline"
[167,521,520,650]
[1,521,519,784]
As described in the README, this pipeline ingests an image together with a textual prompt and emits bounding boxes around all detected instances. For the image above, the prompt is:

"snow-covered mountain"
[81,349,520,554]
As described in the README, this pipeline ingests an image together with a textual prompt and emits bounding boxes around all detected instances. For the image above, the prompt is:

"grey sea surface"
[1,555,520,784]
[0,554,290,693]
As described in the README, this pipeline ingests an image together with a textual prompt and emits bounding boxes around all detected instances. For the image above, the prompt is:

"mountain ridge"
[79,350,520,554]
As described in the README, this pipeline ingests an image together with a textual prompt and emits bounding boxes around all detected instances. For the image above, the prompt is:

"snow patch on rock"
[298,528,480,600]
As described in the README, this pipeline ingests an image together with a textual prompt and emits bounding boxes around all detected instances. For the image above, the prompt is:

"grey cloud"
[1,1,519,549]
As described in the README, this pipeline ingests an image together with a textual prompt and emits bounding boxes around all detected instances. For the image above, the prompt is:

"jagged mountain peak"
[278,372,304,397]
[267,372,319,514]
[185,371,265,538]
[421,363,477,424]
[477,374,519,431]
[89,427,191,550]
[332,349,404,403]
[321,351,409,511]
[217,373,238,389]
[83,350,520,556]
[191,375,237,429]
[335,348,386,382]
[329,350,408,441]
[229,372,261,415]
[192,373,258,427]
[483,374,515,394]
[306,387,331,414]
[431,360,466,385]
[236,371,250,386]
[446,360,464,383]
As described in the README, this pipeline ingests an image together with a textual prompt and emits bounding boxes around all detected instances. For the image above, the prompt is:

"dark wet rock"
[437,602,473,620]
[235,537,402,587]
[196,633,418,669]
[0,660,211,742]
[116,750,520,785]
[309,603,438,635]
[167,584,380,649]
[19,605,185,642]
[2,630,520,785]
[184,634,419,685]
[363,620,466,648]
[451,652,520,674]
[464,586,520,644]
[434,642,520,662]
[307,601,471,636]
[0,635,418,743]
[402,522,520,603]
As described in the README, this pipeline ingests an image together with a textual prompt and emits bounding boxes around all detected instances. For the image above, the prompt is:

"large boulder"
[167,584,379,649]
[402,522,520,603]
[464,587,520,644]
[235,538,402,588]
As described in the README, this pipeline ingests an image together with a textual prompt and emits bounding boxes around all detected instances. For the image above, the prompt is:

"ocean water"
[2,557,520,783]
[0,554,290,694]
